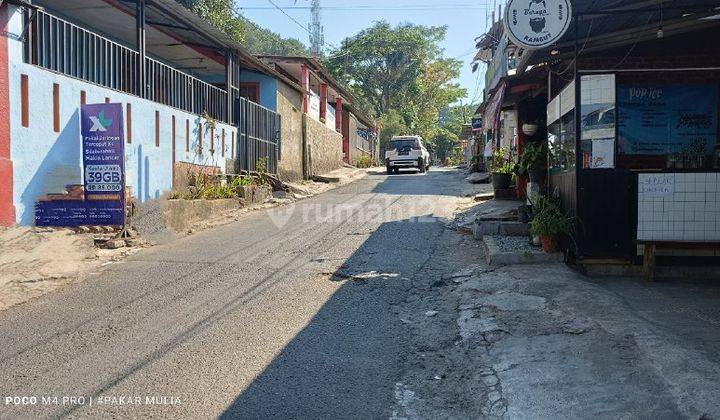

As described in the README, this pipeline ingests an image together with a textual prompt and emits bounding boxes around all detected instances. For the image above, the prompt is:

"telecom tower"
[308,0,324,56]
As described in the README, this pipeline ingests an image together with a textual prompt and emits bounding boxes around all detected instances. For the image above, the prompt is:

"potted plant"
[490,147,515,190]
[518,142,548,184]
[530,196,572,253]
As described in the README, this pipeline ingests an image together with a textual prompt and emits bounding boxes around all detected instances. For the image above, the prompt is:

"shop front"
[546,52,720,263]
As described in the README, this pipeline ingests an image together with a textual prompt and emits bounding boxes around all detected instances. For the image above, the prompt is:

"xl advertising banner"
[82,103,125,203]
[35,103,126,227]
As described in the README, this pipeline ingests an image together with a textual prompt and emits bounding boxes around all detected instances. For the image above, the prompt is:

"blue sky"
[239,0,494,105]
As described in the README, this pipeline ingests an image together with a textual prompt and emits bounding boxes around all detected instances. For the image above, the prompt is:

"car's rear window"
[387,139,417,150]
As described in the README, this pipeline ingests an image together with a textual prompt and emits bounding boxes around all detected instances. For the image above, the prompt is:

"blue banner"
[36,103,126,227]
[472,117,483,131]
[618,84,718,155]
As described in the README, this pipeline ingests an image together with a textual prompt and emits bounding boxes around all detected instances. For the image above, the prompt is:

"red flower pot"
[540,235,559,253]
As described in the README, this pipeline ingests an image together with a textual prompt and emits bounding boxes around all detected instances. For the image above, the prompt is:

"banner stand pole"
[116,200,134,239]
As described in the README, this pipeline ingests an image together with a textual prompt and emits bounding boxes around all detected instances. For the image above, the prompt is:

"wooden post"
[643,244,656,283]
[320,83,327,120]
[335,97,343,133]
[301,64,310,114]
[136,0,146,98]
[225,51,233,124]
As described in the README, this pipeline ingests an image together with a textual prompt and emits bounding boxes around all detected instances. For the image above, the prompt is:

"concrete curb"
[474,221,530,239]
[581,264,720,280]
[482,235,564,265]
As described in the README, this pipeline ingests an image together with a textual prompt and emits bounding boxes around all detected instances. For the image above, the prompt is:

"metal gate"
[235,97,281,175]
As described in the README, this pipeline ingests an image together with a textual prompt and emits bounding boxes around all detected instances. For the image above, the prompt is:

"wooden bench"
[639,241,720,283]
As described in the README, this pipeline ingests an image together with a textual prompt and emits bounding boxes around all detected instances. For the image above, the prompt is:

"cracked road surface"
[0,167,483,419]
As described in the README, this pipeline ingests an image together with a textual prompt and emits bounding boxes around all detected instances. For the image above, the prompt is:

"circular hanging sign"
[504,0,572,50]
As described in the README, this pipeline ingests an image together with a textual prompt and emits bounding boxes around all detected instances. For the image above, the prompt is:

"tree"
[326,21,466,149]
[241,18,311,56]
[435,103,477,160]
[177,0,243,42]
[178,0,310,56]
[377,109,410,145]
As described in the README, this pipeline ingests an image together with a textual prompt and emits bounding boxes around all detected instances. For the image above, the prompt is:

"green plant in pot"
[530,196,572,253]
[490,147,515,190]
[518,142,548,184]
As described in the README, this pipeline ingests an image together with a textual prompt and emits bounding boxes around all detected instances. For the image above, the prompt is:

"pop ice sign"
[504,0,572,50]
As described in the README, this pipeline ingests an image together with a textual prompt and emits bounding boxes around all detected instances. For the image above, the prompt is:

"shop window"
[580,74,616,169]
[239,83,260,104]
[617,84,719,170]
[548,112,576,173]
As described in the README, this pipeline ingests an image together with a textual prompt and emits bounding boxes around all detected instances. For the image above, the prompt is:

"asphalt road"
[0,167,475,419]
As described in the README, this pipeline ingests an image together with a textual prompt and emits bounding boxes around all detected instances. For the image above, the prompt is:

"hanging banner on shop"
[483,81,506,131]
[35,103,126,227]
[504,0,572,50]
[618,85,718,156]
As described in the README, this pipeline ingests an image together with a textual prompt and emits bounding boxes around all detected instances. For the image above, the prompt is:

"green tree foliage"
[377,109,410,144]
[326,21,466,149]
[435,103,476,160]
[241,19,311,56]
[178,0,243,41]
[177,0,310,56]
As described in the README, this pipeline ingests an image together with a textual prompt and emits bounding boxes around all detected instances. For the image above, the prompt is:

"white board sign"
[637,173,720,242]
[504,0,572,50]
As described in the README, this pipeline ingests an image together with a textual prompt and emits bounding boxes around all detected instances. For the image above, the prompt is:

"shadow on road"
[219,215,444,419]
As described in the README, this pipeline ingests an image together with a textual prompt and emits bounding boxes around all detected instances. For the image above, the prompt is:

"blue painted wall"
[6,6,237,225]
[239,70,278,111]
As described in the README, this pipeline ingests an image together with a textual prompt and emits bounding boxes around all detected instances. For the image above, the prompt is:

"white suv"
[385,136,431,174]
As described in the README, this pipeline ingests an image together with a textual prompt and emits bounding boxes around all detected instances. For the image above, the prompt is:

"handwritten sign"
[639,173,675,197]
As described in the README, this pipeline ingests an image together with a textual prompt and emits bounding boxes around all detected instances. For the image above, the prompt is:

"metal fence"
[145,57,227,121]
[236,96,281,175]
[26,9,140,95]
[25,9,228,122]
[24,9,282,175]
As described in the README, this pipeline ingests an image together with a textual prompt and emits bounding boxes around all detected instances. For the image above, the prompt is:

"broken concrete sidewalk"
[395,254,720,418]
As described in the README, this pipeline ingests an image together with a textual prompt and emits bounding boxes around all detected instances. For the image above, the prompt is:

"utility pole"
[309,0,324,57]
